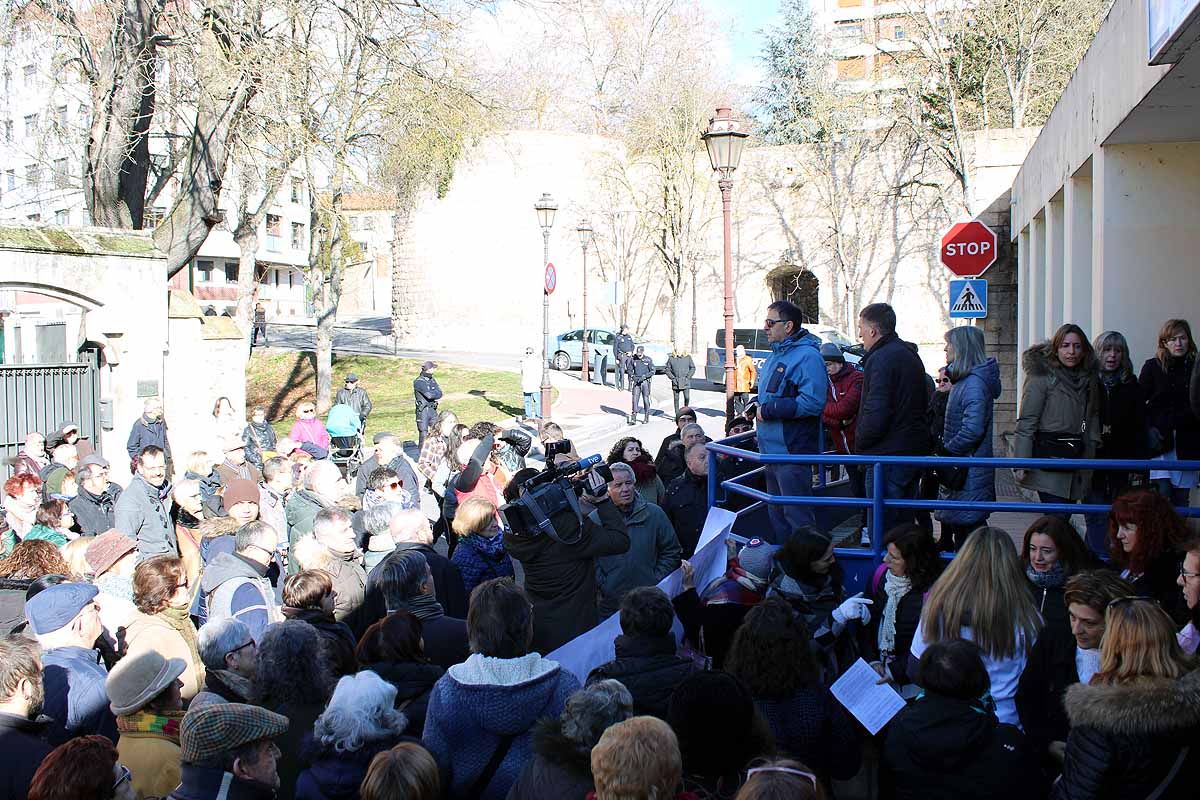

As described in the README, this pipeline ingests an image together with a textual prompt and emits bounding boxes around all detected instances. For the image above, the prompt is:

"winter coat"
[23,525,67,547]
[882,692,1040,800]
[191,669,254,710]
[1054,669,1200,800]
[258,485,287,544]
[334,386,373,420]
[823,363,863,454]
[626,354,654,383]
[169,764,276,800]
[505,717,596,800]
[1139,354,1200,459]
[667,353,697,390]
[1016,625,1080,765]
[0,712,52,800]
[613,333,635,358]
[503,500,630,654]
[1094,374,1149,500]
[663,470,707,558]
[243,421,278,470]
[595,497,682,618]
[124,610,206,701]
[756,331,826,454]
[10,453,45,477]
[41,645,118,745]
[855,333,932,456]
[672,587,753,670]
[70,484,122,536]
[285,489,332,549]
[521,356,542,394]
[114,474,176,561]
[861,573,927,686]
[364,543,468,621]
[929,391,950,449]
[422,653,581,800]
[354,453,421,501]
[281,606,358,677]
[936,358,1002,526]
[362,661,444,735]
[289,418,331,452]
[452,533,515,596]
[295,734,407,800]
[587,634,698,719]
[200,551,281,642]
[272,701,325,800]
[734,354,757,393]
[1013,345,1101,500]
[116,714,184,800]
[753,689,861,785]
[413,372,442,411]
[1029,576,1070,639]
[126,414,172,464]
[324,550,367,626]
[1125,548,1188,625]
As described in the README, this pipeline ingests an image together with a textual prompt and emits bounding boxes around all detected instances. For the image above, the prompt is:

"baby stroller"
[326,403,364,480]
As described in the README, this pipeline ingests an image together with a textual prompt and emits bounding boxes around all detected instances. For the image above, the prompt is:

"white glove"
[832,593,873,627]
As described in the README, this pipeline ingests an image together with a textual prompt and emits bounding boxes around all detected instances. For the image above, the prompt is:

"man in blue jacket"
[756,300,827,539]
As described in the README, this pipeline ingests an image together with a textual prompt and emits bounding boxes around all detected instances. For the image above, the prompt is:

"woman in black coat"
[356,611,444,737]
[1021,515,1096,638]
[282,570,359,678]
[1107,490,1189,624]
[1138,319,1200,506]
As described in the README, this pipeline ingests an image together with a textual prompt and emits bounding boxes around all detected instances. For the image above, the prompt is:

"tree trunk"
[689,268,698,356]
[233,227,259,351]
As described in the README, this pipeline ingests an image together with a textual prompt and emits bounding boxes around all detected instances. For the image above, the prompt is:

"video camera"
[498,439,612,544]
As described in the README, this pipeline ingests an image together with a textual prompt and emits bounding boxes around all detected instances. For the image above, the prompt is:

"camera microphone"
[560,453,602,474]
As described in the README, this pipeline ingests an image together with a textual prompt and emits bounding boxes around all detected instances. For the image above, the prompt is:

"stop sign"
[941,221,998,277]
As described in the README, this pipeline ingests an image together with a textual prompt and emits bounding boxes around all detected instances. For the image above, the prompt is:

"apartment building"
[810,0,922,89]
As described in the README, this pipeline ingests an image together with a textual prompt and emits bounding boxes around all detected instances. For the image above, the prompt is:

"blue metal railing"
[705,433,1200,579]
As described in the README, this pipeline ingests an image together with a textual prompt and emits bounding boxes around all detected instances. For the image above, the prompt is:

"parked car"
[551,328,671,373]
[703,324,862,386]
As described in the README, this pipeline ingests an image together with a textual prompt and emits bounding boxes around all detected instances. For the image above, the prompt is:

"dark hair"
[767,299,806,334]
[606,437,646,467]
[667,671,774,780]
[132,554,185,615]
[504,468,540,503]
[376,550,429,607]
[28,735,119,800]
[468,421,499,441]
[356,611,428,665]
[726,597,820,699]
[619,587,675,639]
[858,303,896,336]
[1108,490,1187,573]
[0,541,73,580]
[25,574,70,599]
[467,578,533,659]
[1063,570,1136,614]
[774,529,838,588]
[367,468,400,493]
[283,569,334,610]
[1022,515,1093,575]
[917,638,990,700]
[0,634,41,703]
[361,743,441,800]
[138,445,165,464]
[737,758,827,800]
[36,500,70,529]
[882,524,943,592]
[253,620,333,709]
[1044,323,1096,372]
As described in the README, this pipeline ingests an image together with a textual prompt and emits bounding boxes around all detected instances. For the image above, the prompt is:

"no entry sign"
[544,263,557,295]
[941,221,998,277]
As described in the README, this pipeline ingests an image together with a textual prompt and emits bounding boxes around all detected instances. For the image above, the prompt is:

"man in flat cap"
[26,583,117,745]
[70,454,122,536]
[169,703,288,800]
[335,373,373,428]
[413,361,442,449]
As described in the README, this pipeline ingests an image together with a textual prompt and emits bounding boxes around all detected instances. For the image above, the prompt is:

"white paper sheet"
[829,658,907,735]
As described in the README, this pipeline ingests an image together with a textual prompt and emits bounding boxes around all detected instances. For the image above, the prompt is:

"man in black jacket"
[663,443,708,558]
[665,349,696,416]
[335,373,373,427]
[855,303,931,537]
[586,587,697,720]
[413,361,442,448]
[0,635,52,800]
[69,455,122,536]
[365,506,468,618]
[613,325,635,391]
[502,466,630,653]
[626,346,655,425]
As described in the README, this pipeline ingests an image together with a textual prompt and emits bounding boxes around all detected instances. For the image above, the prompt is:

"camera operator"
[502,452,630,653]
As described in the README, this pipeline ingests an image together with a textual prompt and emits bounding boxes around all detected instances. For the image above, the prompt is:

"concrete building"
[811,0,919,90]
[1011,0,1200,376]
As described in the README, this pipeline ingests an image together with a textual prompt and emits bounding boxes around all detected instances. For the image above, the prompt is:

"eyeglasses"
[114,765,132,791]
[763,318,782,328]
[229,639,255,656]
[1181,567,1200,580]
[1106,595,1157,609]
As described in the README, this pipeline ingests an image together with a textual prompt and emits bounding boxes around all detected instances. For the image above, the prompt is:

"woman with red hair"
[1107,489,1188,622]
[28,735,135,800]
[2,473,43,556]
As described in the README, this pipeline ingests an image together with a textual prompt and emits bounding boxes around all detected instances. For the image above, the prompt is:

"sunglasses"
[763,318,782,328]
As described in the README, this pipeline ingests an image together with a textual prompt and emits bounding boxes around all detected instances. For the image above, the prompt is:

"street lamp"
[534,192,558,425]
[576,218,593,383]
[701,106,748,416]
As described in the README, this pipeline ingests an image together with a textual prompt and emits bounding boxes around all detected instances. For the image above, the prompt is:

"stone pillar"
[1045,193,1065,335]
[1063,168,1094,333]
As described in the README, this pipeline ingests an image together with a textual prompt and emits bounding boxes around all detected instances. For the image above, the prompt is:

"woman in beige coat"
[124,554,206,701]
[1013,324,1102,507]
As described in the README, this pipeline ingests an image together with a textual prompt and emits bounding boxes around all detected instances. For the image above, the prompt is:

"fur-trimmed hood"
[1022,341,1096,379]
[197,515,242,540]
[1064,669,1200,737]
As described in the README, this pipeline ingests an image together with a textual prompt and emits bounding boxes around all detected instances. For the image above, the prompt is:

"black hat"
[345,373,358,383]
[820,343,845,363]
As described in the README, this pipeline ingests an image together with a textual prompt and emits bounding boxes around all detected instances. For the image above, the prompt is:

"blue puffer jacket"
[757,331,827,454]
[936,358,1002,526]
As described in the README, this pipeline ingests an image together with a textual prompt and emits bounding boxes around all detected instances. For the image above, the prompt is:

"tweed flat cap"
[24,582,98,635]
[181,703,289,763]
[85,530,137,576]
[106,650,187,716]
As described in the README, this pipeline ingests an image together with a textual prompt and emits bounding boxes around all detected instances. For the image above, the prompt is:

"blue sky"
[707,0,783,87]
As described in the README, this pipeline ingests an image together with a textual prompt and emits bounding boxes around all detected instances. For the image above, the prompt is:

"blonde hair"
[291,535,334,572]
[591,716,682,800]
[59,538,93,578]
[1093,599,1192,686]
[186,450,214,476]
[452,497,497,537]
[919,526,1042,659]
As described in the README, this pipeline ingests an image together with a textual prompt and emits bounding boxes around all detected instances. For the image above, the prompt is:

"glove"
[832,593,873,627]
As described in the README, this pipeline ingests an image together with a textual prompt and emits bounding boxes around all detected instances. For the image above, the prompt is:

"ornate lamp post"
[701,106,748,414]
[576,218,593,383]
[534,192,558,424]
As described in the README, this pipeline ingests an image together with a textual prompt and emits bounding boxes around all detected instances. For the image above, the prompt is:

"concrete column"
[1063,168,1094,333]
[1017,226,1030,387]
[1029,212,1046,346]
[1094,142,1200,362]
[1045,194,1065,334]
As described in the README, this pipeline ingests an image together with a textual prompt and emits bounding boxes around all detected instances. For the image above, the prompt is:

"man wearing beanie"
[25,583,118,745]
[169,703,288,800]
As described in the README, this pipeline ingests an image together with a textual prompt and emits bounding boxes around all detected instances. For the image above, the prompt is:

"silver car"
[551,328,671,372]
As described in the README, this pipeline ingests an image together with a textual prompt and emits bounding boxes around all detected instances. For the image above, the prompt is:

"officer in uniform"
[613,325,635,391]
[413,361,442,447]
[626,346,654,425]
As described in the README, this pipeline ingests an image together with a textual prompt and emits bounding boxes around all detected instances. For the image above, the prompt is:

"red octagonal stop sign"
[941,221,998,277]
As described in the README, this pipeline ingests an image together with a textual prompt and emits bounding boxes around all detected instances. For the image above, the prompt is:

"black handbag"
[1032,432,1086,460]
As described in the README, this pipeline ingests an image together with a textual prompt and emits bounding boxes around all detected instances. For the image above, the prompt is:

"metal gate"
[1,349,100,473]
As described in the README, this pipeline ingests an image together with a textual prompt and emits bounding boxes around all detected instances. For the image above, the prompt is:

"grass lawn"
[246,351,544,444]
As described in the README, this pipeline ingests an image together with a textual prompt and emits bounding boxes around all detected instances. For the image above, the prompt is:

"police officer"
[613,324,635,391]
[413,361,442,447]
[626,346,654,425]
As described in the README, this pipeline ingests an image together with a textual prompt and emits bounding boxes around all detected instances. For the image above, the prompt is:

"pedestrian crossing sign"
[949,279,988,319]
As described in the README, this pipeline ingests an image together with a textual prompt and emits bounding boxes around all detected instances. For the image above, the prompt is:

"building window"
[54,209,68,225]
[836,57,867,80]
[291,222,305,250]
[893,24,906,40]
[835,22,864,41]
[265,213,282,252]
[196,260,215,284]
[27,213,40,222]
[290,177,303,203]
[53,158,69,189]
[360,241,371,255]
[224,262,239,283]
[26,163,40,187]
[363,216,375,231]
[55,105,68,128]
[24,114,37,138]
[22,65,34,86]
[6,169,15,191]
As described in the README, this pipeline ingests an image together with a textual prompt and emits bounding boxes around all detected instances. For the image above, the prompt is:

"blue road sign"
[949,279,987,319]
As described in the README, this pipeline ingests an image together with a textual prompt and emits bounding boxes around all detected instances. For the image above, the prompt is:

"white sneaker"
[860,527,871,547]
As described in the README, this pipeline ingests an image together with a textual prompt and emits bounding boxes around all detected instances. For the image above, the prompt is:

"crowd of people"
[0,301,1199,800]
